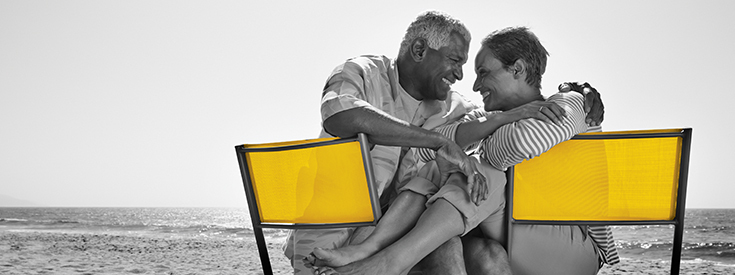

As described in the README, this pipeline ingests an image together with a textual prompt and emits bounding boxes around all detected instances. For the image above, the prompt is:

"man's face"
[473,47,524,111]
[416,31,469,101]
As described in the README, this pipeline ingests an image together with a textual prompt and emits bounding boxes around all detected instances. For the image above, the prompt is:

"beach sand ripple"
[0,231,292,275]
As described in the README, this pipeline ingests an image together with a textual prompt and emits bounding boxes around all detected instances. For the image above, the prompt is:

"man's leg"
[310,190,428,267]
[462,234,512,275]
[414,236,466,275]
[462,210,511,275]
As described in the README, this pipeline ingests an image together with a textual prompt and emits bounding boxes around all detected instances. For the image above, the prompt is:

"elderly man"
[285,10,485,274]
[288,11,604,275]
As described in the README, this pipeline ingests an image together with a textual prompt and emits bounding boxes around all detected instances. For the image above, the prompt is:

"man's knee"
[462,236,511,275]
[463,236,505,260]
[442,235,464,252]
[415,236,465,275]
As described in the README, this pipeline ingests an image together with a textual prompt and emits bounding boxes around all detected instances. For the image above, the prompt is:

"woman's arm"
[417,100,566,163]
[481,92,589,170]
[454,100,566,148]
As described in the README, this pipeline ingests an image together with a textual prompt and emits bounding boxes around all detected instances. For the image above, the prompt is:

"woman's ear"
[410,38,428,62]
[511,59,526,79]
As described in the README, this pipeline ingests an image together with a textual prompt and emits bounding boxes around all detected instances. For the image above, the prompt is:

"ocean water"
[1,208,733,265]
[0,207,271,241]
[613,208,735,265]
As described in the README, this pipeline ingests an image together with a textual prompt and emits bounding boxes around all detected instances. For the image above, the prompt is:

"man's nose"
[454,65,463,81]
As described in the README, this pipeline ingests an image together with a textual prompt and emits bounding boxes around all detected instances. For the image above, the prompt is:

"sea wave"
[0,218,29,223]
[151,224,255,238]
[616,239,735,265]
[618,240,735,250]
[0,217,80,225]
[0,218,81,225]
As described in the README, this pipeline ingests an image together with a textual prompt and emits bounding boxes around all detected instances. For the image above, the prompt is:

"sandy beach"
[598,257,735,275]
[3,230,734,275]
[597,258,735,275]
[0,231,293,275]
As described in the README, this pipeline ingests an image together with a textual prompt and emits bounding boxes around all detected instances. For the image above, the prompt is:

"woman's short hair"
[481,26,548,89]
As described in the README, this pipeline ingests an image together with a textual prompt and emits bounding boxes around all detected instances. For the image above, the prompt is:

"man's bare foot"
[313,251,403,275]
[311,244,375,267]
[302,252,325,268]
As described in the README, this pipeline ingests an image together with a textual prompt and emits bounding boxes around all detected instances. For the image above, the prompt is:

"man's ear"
[511,59,526,79]
[410,38,428,62]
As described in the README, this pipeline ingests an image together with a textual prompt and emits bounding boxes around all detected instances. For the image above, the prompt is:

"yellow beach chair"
[505,128,692,275]
[235,133,381,275]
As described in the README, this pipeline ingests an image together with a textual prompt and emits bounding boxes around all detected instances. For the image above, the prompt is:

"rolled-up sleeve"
[320,62,382,121]
[481,92,588,170]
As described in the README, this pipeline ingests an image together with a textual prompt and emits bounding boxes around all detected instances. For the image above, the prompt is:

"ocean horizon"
[2,207,734,267]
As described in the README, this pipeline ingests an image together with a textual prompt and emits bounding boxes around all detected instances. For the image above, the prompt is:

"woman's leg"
[323,197,468,275]
[310,190,428,266]
[309,161,445,267]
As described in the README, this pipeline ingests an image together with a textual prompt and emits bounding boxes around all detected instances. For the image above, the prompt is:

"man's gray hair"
[398,11,471,57]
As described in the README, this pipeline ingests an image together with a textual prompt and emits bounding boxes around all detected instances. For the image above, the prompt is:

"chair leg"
[671,222,684,275]
[254,227,273,275]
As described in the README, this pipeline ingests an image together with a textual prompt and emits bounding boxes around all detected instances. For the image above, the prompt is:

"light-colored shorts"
[399,157,507,237]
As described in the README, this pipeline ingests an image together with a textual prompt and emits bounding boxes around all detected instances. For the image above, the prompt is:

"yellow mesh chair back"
[506,128,692,275]
[235,133,381,275]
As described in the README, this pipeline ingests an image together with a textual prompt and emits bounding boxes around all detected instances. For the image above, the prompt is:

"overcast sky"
[1,0,733,208]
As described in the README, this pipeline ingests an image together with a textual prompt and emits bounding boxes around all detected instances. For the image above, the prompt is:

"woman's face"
[472,47,526,112]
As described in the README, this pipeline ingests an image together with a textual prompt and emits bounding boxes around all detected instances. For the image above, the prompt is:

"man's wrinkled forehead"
[440,31,469,60]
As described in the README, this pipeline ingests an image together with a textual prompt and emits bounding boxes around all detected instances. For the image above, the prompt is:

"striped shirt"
[418,91,619,266]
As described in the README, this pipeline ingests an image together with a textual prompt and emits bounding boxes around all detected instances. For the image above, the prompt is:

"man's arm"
[454,100,566,148]
[320,59,452,150]
[324,107,488,204]
[559,82,604,126]
[416,100,567,163]
[320,58,487,203]
[481,92,589,170]
[324,107,451,150]
[416,108,486,163]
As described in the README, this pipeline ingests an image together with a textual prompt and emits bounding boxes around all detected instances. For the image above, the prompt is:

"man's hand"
[435,142,488,205]
[558,82,605,126]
